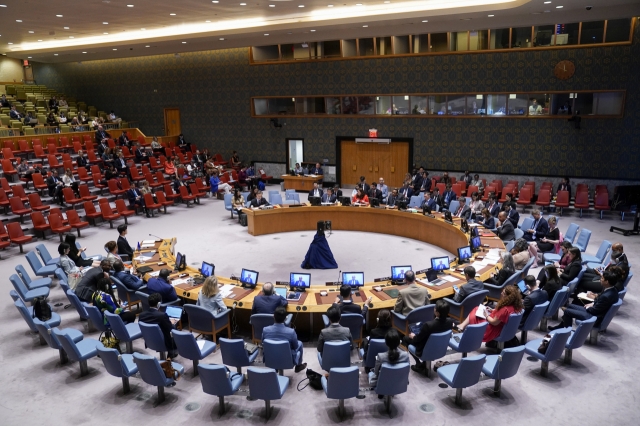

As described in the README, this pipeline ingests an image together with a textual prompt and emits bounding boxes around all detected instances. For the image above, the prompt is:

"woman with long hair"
[64,234,97,267]
[232,189,246,213]
[93,277,136,325]
[352,188,370,205]
[560,247,583,285]
[539,264,562,301]
[368,329,409,388]
[197,276,227,314]
[485,252,516,286]
[362,309,393,364]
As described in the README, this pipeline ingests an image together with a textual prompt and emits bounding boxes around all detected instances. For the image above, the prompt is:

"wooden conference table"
[281,174,323,191]
[130,206,505,334]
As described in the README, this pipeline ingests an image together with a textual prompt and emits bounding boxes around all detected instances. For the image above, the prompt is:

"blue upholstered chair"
[391,304,435,335]
[76,242,103,261]
[408,330,452,377]
[25,251,57,277]
[220,337,259,374]
[15,264,52,289]
[514,228,524,240]
[54,267,68,286]
[250,313,293,344]
[172,329,217,376]
[247,367,289,420]
[11,273,50,303]
[590,299,623,345]
[85,305,110,334]
[359,339,388,371]
[111,276,144,311]
[105,311,142,354]
[519,301,549,343]
[135,290,150,311]
[544,223,579,263]
[437,354,486,406]
[96,343,139,394]
[184,304,230,343]
[35,243,60,265]
[318,341,351,372]
[557,315,596,364]
[581,240,611,265]
[199,363,244,415]
[539,286,569,331]
[321,366,360,418]
[448,200,459,214]
[14,297,60,339]
[373,362,410,415]
[66,289,91,323]
[52,328,101,377]
[443,289,488,322]
[449,322,487,358]
[567,267,586,295]
[494,312,524,350]
[524,328,572,377]
[484,270,520,301]
[34,320,83,364]
[132,352,184,404]
[573,228,591,252]
[481,346,525,396]
[139,322,169,359]
[263,339,298,375]
[408,195,422,208]
[518,217,534,230]
[224,193,235,218]
[521,256,536,279]
[285,192,301,204]
[269,193,283,205]
[618,288,627,301]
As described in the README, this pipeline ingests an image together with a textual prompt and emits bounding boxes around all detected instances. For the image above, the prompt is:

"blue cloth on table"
[301,234,338,270]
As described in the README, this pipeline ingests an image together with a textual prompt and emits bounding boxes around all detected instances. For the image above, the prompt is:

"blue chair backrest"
[514,228,524,240]
[251,314,275,340]
[52,329,82,361]
[460,290,489,312]
[596,299,622,330]
[405,304,435,325]
[104,311,129,339]
[223,193,233,208]
[55,268,68,284]
[574,229,591,252]
[457,323,488,353]
[184,304,215,333]
[15,264,34,286]
[76,242,89,260]
[36,244,54,264]
[9,290,20,302]
[422,330,452,361]
[521,301,549,331]
[623,271,633,288]
[566,316,597,350]
[34,320,60,350]
[111,276,129,302]
[409,195,422,208]
[97,343,127,378]
[564,223,579,243]
[172,330,200,359]
[375,362,410,396]
[495,312,524,342]
[364,339,388,369]
[519,217,534,230]
[543,328,572,361]
[339,314,365,341]
[26,251,44,274]
[139,322,167,353]
[247,367,284,400]
[326,366,359,399]
[199,364,235,396]
[67,289,89,320]
[263,339,295,371]
[505,241,515,252]
[241,191,250,200]
[85,305,109,332]
[321,341,351,371]
[451,354,486,388]
[618,288,627,301]
[448,200,460,213]
[487,346,525,380]
[545,287,569,318]
[135,291,150,311]
[10,274,29,299]
[271,193,283,205]
[14,298,38,332]
[593,240,612,263]
[220,338,251,366]
[521,256,536,278]
[133,352,170,387]
[503,270,522,287]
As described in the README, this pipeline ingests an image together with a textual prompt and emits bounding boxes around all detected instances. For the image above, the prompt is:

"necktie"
[531,219,538,230]
[456,207,462,217]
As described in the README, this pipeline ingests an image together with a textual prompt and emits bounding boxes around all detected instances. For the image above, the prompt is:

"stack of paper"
[134,255,153,262]
[219,284,236,298]
[148,270,160,277]
[171,278,190,286]
[578,292,595,302]
[442,275,459,283]
[142,239,158,244]
[475,304,488,319]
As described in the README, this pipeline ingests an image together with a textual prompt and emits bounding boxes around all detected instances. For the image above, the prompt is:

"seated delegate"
[251,282,287,314]
[145,268,178,303]
[197,276,228,314]
[262,306,307,373]
[139,293,179,358]
[368,329,409,390]
[113,260,144,291]
[317,306,353,354]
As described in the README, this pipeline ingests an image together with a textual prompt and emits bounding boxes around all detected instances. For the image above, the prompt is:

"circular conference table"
[131,205,505,335]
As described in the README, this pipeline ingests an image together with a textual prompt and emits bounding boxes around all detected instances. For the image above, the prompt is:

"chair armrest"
[391,311,407,322]
[322,314,330,328]
[284,314,293,327]
[137,285,147,291]
[442,297,461,307]
[159,299,180,309]
[213,309,230,320]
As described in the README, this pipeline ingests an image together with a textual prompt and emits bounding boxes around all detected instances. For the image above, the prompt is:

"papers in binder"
[475,304,488,319]
[134,255,153,262]
[142,239,158,244]
[442,275,459,283]
[219,284,236,298]
[578,292,595,302]
[149,270,160,277]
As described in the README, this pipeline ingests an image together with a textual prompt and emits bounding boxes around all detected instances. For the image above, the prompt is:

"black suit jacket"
[506,209,520,228]
[587,287,619,325]
[521,289,548,325]
[557,183,571,196]
[138,308,175,351]
[497,220,516,241]
[95,130,111,144]
[117,235,134,258]
[250,198,269,208]
[368,189,382,201]
[386,194,399,207]
[486,202,500,217]
[524,217,549,241]
[118,134,130,146]
[453,279,485,303]
[308,188,324,198]
[399,187,413,199]
[321,193,337,203]
[560,260,582,285]
[411,318,455,356]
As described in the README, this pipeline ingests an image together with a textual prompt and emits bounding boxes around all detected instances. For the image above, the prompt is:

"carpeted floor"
[2,185,639,426]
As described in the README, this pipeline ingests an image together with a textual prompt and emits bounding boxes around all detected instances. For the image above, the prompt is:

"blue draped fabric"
[301,234,338,269]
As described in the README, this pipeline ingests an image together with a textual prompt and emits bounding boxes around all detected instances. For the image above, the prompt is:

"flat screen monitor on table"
[391,265,411,281]
[342,272,364,287]
[240,269,259,288]
[431,256,450,271]
[290,273,311,289]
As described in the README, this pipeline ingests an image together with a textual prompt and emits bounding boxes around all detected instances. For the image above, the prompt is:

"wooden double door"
[340,141,409,188]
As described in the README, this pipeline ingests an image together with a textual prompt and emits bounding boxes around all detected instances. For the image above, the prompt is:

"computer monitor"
[274,287,288,298]
[423,205,432,215]
[370,198,380,207]
[470,226,479,237]
[339,196,351,206]
[444,210,453,222]
[470,236,482,251]
[240,269,258,287]
[175,252,184,270]
[391,265,411,280]
[342,272,364,287]
[200,261,215,278]
[308,196,321,206]
[290,273,311,289]
[458,246,472,261]
[396,200,408,210]
[517,280,528,294]
[431,256,450,271]
[461,219,469,233]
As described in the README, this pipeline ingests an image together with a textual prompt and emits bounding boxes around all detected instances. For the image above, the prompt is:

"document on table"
[219,284,236,298]
[442,275,459,283]
[171,278,190,286]
[148,270,160,277]
[142,239,158,244]
[134,255,153,262]
[141,244,155,249]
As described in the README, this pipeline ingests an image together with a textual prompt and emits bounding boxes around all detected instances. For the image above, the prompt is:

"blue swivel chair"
[263,339,297,375]
[481,346,526,396]
[35,243,60,265]
[85,305,110,334]
[359,339,388,371]
[373,362,410,415]
[581,240,611,265]
[519,301,549,343]
[321,366,360,418]
[220,337,259,374]
[391,304,434,335]
[34,320,83,364]
[318,341,351,371]
[514,228,524,240]
[52,328,101,377]
[437,354,486,406]
[590,299,623,345]
[54,268,68,286]
[247,367,289,420]
[172,330,217,376]
[76,242,103,261]
[111,276,144,311]
[199,363,244,415]
[520,256,536,279]
[269,193,283,205]
[408,330,452,378]
[566,267,586,296]
[139,322,170,360]
[66,289,91,325]
[408,195,422,208]
[449,322,488,358]
[573,229,591,252]
[184,304,230,343]
[132,352,184,404]
[444,289,489,322]
[250,313,293,344]
[11,273,50,303]
[14,298,59,339]
[224,193,235,218]
[15,264,52,289]
[543,223,579,263]
[96,343,139,394]
[484,271,520,301]
[105,311,142,354]
[559,315,596,364]
[539,287,569,331]
[135,291,150,311]
[524,328,572,377]
[285,192,301,204]
[494,312,524,350]
[518,217,534,231]
[338,314,365,349]
[25,251,58,277]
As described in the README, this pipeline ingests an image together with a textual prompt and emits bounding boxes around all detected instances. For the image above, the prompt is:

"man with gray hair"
[523,209,549,242]
[251,282,288,314]
[394,270,430,316]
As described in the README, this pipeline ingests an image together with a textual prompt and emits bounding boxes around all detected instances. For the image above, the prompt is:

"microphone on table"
[231,302,238,309]
[149,233,163,241]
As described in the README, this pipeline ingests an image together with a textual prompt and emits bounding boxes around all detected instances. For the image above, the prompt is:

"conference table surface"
[281,174,324,191]
[131,205,505,314]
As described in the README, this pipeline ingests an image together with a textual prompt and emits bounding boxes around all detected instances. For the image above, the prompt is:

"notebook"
[165,306,183,319]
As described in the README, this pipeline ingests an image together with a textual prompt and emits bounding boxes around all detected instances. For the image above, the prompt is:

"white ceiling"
[0,0,638,63]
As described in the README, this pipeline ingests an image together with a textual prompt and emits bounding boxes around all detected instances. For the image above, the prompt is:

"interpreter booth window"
[430,33,448,52]
[490,28,510,49]
[573,93,594,115]
[342,96,358,114]
[326,97,342,114]
[469,30,489,50]
[450,31,468,51]
[358,38,375,56]
[467,95,486,115]
[413,34,429,53]
[447,95,466,115]
[295,97,326,115]
[409,96,429,114]
[486,95,507,115]
[376,96,392,115]
[253,99,269,115]
[507,94,528,116]
[392,96,410,115]
[511,27,533,48]
[534,25,555,47]
[376,37,392,55]
[580,21,605,45]
[605,18,632,43]
[432,95,447,115]
[269,98,295,115]
[529,94,550,116]
[555,23,579,46]
[593,92,624,115]
[357,97,375,114]
[550,93,573,115]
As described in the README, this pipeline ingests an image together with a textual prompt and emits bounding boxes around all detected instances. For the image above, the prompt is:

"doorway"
[286,139,304,170]
[163,108,181,136]
[339,140,410,188]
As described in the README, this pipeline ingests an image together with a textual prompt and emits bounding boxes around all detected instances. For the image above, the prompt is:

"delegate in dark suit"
[308,187,323,198]
[520,288,548,326]
[398,186,413,200]
[453,204,471,220]
[333,300,368,316]
[250,198,270,208]
[251,294,287,314]
[317,323,353,353]
[486,201,500,217]
[262,323,303,365]
[126,187,146,210]
[560,287,618,328]
[368,188,382,202]
[442,190,457,209]
[523,217,549,242]
[496,220,516,241]
[453,279,484,303]
[321,193,337,203]
[95,129,111,144]
[394,284,430,316]
[75,267,110,302]
[386,194,399,207]
[421,198,437,211]
[406,317,455,357]
[480,215,496,229]
[117,235,134,258]
[506,208,519,228]
[114,270,144,291]
[145,276,178,303]
[138,308,176,352]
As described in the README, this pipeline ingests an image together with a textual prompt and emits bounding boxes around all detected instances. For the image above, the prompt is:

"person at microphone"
[321,188,338,204]
[251,282,287,314]
[250,191,270,209]
[308,182,323,198]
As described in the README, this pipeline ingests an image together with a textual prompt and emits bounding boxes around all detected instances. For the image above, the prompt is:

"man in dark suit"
[500,194,514,211]
[550,271,619,330]
[523,209,549,242]
[453,266,485,303]
[398,182,413,200]
[75,260,113,302]
[134,144,148,163]
[95,125,111,146]
[386,189,400,209]
[118,132,131,147]
[496,211,516,241]
[9,106,24,122]
[47,169,65,204]
[418,171,432,193]
[403,299,455,374]
[262,306,307,372]
[442,184,457,210]
[139,293,178,357]
[557,177,571,196]
[308,182,323,198]
[145,269,178,303]
[431,187,444,209]
[321,188,337,204]
[485,194,500,217]
[368,183,382,202]
[249,191,270,209]
[420,192,437,211]
[460,171,473,186]
[113,260,144,291]
[310,162,324,175]
[126,184,149,217]
[452,197,471,219]
[317,306,353,354]
[333,285,373,316]
[578,244,629,293]
[503,203,520,228]
[251,282,287,314]
[116,224,135,259]
[520,275,548,326]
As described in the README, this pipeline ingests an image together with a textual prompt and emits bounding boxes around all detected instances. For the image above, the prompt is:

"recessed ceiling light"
[356,3,362,5]
[28,31,34,33]
[16,20,22,22]
[145,45,150,47]
[327,4,333,6]
[212,0,219,2]
[56,15,63,17]
[384,0,390,2]
[240,2,246,5]
[113,48,117,50]
[103,32,109,34]
[8,42,13,45]
[27,56,31,58]
[182,41,187,43]
[103,22,108,24]
[37,40,42,42]
[422,20,428,22]
[310,29,316,32]
[556,5,563,8]
[82,52,87,54]
[64,27,69,29]
[54,54,58,56]
[264,33,269,36]
[269,4,275,6]
[363,25,368,27]
[69,36,74,38]
[140,28,146,30]
[0,5,7,7]
[298,4,304,7]
[205,20,211,22]
[219,38,225,40]
[544,1,552,3]
[488,14,494,17]
[170,13,176,15]
[127,4,134,7]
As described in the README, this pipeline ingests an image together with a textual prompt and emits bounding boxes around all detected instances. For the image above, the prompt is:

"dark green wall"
[34,25,640,179]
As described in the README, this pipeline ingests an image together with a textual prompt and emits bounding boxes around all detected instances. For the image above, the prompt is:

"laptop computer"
[165,306,183,320]
[274,287,287,298]
[426,268,446,286]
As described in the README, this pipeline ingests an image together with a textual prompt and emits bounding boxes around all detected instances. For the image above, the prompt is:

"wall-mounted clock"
[554,60,575,80]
